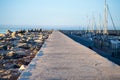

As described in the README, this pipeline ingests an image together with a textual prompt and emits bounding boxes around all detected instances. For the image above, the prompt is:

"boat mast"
[91,15,95,33]
[107,4,117,35]
[98,14,102,34]
[86,16,89,33]
[103,0,108,35]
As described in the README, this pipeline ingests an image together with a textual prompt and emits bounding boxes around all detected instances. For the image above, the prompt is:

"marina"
[0,0,120,80]
[61,0,120,59]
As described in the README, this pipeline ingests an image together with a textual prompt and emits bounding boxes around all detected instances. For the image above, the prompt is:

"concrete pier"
[18,31,120,80]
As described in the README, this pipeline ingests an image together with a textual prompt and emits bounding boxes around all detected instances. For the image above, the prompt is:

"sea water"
[0,25,47,34]
[0,25,85,34]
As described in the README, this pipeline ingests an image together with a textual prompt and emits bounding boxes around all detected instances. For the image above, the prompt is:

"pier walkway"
[18,31,120,80]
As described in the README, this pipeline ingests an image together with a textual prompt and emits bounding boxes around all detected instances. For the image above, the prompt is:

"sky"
[0,0,120,29]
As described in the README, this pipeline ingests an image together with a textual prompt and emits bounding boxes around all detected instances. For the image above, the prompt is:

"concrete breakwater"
[0,29,52,80]
[18,31,120,80]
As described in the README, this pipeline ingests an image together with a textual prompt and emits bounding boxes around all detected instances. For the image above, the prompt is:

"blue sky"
[0,0,120,29]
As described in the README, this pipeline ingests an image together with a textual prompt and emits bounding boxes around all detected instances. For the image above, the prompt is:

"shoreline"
[0,29,52,80]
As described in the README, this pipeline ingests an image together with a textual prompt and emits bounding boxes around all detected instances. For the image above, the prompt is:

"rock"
[43,35,48,39]
[7,45,12,50]
[25,32,31,35]
[17,30,26,34]
[17,43,26,47]
[15,51,27,56]
[10,47,22,51]
[39,28,42,32]
[0,37,4,41]
[11,32,17,38]
[0,62,4,68]
[0,34,5,38]
[30,46,35,51]
[12,40,19,47]
[2,74,12,79]
[6,30,12,35]
[0,29,52,79]
[0,69,4,73]
[3,62,14,69]
[34,39,43,43]
[17,43,31,49]
[27,39,35,43]
[19,65,26,73]
[19,38,27,43]
[18,33,24,38]
[0,54,4,60]
[13,64,20,68]
[0,69,19,80]
[9,38,16,41]
[0,45,7,50]
[38,34,43,40]
[5,50,26,59]
[11,54,22,59]
[10,69,20,80]
[0,50,8,57]
[23,57,31,65]
[6,50,26,59]
[6,51,15,58]
[33,49,39,54]
[5,38,12,41]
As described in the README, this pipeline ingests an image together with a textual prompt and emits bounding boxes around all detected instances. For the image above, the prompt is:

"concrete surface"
[18,31,120,80]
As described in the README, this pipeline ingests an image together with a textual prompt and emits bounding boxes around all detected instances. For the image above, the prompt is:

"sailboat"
[90,0,120,57]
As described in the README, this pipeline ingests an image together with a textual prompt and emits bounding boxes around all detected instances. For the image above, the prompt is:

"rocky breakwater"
[0,29,52,80]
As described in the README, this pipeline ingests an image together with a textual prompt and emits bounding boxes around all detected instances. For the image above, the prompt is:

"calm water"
[1,25,119,34]
[0,25,81,34]
[0,25,50,34]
